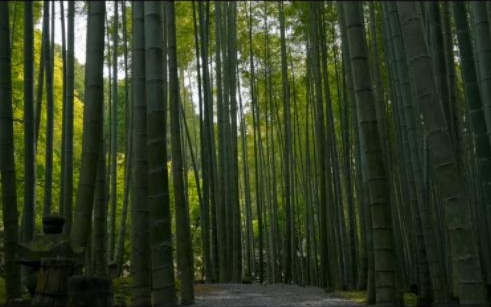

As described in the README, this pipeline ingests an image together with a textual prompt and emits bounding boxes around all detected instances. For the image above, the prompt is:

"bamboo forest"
[3,1,491,306]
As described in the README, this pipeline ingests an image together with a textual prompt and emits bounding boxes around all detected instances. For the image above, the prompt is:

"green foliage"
[175,2,195,68]
[8,30,85,229]
[0,2,86,233]
[0,278,5,305]
[113,277,131,306]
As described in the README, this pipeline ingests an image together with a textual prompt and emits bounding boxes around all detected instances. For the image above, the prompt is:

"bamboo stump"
[67,275,113,307]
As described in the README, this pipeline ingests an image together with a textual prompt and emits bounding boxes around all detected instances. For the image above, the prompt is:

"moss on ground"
[403,292,418,306]
[194,283,220,296]
[334,290,367,304]
[335,290,418,306]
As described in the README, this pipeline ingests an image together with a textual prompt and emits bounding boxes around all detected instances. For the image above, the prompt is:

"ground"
[194,283,361,307]
[1,277,371,306]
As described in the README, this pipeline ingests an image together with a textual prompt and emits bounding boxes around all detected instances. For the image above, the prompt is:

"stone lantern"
[17,215,84,306]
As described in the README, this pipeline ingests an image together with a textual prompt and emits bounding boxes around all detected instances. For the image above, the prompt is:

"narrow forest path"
[194,283,361,306]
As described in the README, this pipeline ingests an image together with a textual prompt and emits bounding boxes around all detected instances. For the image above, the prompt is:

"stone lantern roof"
[17,215,84,268]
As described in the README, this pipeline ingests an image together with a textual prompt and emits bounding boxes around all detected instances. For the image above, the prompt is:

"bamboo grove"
[2,1,491,307]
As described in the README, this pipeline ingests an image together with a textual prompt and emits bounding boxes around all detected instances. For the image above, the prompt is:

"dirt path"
[194,283,361,307]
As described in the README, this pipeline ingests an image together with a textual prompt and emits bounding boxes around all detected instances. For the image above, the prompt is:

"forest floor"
[194,283,362,306]
[0,278,368,306]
